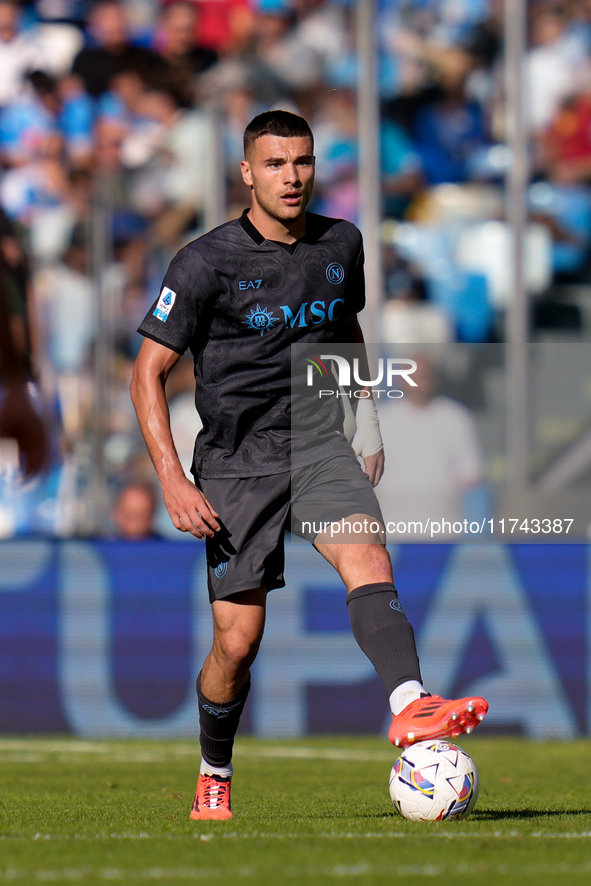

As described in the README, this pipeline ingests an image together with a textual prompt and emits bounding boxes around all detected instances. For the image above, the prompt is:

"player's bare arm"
[130,337,220,539]
[337,314,385,487]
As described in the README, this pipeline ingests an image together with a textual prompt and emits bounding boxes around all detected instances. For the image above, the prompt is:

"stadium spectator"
[33,230,93,376]
[251,5,324,97]
[311,88,423,221]
[0,0,50,108]
[111,481,158,539]
[156,1,217,106]
[0,69,94,169]
[539,92,591,184]
[0,71,59,168]
[376,355,484,536]
[71,1,165,98]
[58,75,95,165]
[295,0,350,79]
[311,88,358,220]
[1,130,66,222]
[526,7,591,134]
[127,84,214,240]
[33,229,93,443]
[409,46,490,184]
[190,0,253,55]
[0,124,91,263]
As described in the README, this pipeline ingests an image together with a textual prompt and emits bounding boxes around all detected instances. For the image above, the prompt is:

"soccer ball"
[389,740,479,821]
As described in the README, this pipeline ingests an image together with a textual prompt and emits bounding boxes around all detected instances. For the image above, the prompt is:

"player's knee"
[350,542,391,576]
[218,630,261,671]
[368,543,391,571]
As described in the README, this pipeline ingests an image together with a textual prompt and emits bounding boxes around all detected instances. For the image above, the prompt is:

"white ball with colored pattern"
[389,740,480,822]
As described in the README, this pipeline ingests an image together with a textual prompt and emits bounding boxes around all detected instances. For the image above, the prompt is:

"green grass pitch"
[1,736,591,886]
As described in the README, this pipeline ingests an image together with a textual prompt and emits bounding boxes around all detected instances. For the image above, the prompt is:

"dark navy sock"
[346,582,422,697]
[196,672,251,767]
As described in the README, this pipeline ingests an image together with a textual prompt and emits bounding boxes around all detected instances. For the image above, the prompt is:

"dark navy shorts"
[198,449,384,601]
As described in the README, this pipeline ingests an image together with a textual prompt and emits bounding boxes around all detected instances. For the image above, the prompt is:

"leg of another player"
[191,587,266,821]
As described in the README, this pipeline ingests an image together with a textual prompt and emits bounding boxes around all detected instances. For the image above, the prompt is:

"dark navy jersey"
[138,210,365,478]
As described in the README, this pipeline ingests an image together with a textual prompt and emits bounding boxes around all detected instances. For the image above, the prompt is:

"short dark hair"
[243,110,313,158]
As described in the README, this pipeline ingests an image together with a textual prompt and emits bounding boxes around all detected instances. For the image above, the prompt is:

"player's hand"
[162,475,220,539]
[362,449,384,487]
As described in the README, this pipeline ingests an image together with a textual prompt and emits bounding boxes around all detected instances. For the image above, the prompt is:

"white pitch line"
[233,746,395,762]
[0,742,396,764]
[0,740,112,753]
[0,754,45,763]
[2,862,591,881]
[2,829,591,843]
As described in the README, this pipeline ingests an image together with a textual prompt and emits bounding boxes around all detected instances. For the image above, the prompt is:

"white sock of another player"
[200,758,234,779]
[389,680,426,716]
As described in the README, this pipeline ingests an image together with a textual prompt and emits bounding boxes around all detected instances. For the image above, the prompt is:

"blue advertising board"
[0,540,587,738]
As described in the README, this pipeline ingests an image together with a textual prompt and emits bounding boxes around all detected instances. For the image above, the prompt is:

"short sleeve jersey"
[138,210,365,478]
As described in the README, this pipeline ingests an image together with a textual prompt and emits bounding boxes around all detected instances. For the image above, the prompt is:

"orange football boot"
[389,694,489,748]
[190,773,233,821]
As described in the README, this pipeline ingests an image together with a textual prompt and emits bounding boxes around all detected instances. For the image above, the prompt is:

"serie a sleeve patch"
[153,286,177,322]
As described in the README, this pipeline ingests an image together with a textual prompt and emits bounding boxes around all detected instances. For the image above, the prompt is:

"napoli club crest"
[326,262,345,284]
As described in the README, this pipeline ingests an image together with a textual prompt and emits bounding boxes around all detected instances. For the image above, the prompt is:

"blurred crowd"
[1,0,591,536]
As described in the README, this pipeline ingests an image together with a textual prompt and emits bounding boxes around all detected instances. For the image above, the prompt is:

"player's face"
[241,135,315,223]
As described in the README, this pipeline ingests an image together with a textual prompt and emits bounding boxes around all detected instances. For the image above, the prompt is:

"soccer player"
[130,110,488,821]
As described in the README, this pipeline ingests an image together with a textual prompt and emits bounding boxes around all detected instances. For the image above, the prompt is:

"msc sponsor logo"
[243,304,279,335]
[281,298,344,328]
[214,561,228,578]
[243,298,345,334]
[326,262,345,284]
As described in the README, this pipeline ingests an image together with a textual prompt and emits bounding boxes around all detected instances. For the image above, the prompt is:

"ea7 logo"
[239,279,263,290]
